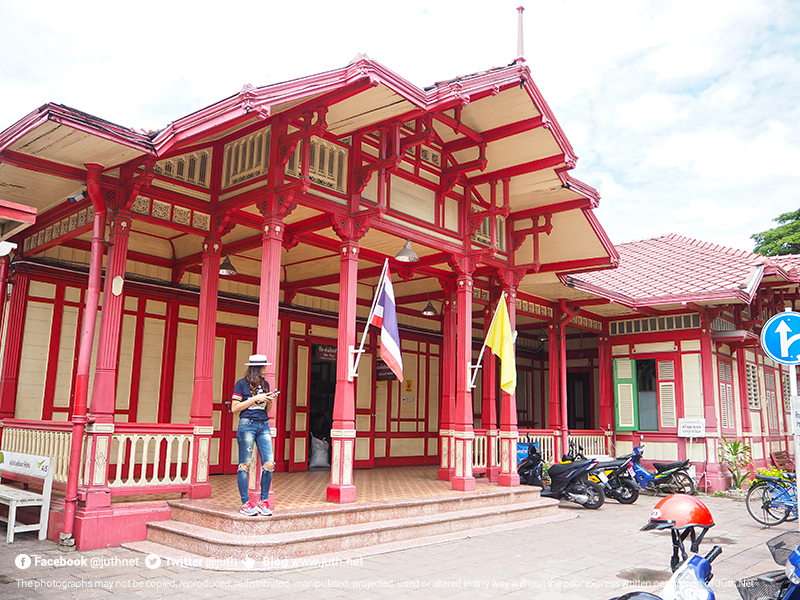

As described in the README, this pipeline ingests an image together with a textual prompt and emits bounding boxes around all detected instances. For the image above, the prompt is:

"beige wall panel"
[374,437,386,458]
[115,314,136,412]
[65,286,81,303]
[216,311,259,328]
[445,197,459,232]
[137,318,165,423]
[29,281,56,300]
[375,382,388,433]
[399,422,416,432]
[681,340,702,352]
[295,345,309,409]
[16,302,52,419]
[212,337,226,411]
[356,353,373,410]
[390,176,435,223]
[428,437,438,456]
[124,297,138,312]
[309,325,338,339]
[400,361,418,419]
[355,437,370,461]
[390,437,425,457]
[171,322,198,424]
[681,353,704,419]
[647,441,678,461]
[428,356,439,432]
[146,300,167,316]
[53,306,79,409]
[179,305,198,321]
[401,339,418,352]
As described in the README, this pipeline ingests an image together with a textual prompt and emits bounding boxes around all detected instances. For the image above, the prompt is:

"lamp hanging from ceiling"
[219,255,238,276]
[421,296,438,316]
[395,240,419,263]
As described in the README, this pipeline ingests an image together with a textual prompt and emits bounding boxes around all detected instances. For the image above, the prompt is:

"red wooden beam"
[0,198,37,224]
[467,153,565,186]
[0,149,87,182]
[442,116,544,154]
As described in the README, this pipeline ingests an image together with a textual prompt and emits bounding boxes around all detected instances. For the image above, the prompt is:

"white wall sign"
[678,418,706,438]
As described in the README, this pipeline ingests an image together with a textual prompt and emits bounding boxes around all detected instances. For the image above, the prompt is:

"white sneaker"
[256,500,273,516]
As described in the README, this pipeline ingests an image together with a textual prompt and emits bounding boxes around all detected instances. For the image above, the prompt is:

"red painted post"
[482,299,499,482]
[188,236,221,499]
[61,170,106,546]
[438,286,456,481]
[0,256,8,342]
[254,216,284,507]
[560,317,569,454]
[597,334,614,432]
[85,212,131,509]
[327,239,359,503]
[498,288,520,486]
[0,271,29,418]
[452,270,476,491]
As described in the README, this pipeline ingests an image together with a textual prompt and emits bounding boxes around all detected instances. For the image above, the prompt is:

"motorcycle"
[735,531,800,600]
[562,440,640,504]
[626,444,696,495]
[518,442,605,509]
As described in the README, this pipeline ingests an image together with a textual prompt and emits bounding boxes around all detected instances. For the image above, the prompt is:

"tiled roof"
[560,234,796,307]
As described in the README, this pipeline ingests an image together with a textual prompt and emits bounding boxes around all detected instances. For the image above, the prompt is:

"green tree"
[752,209,800,256]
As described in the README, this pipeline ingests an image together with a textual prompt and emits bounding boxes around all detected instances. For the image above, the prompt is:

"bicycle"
[746,473,798,526]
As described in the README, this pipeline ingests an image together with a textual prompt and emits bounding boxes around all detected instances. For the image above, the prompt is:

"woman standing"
[231,354,278,516]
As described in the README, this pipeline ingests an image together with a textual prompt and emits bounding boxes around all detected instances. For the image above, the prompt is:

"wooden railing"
[0,419,195,496]
[472,428,610,471]
[0,420,75,484]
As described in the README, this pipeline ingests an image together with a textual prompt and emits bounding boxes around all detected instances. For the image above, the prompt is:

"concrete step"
[126,496,568,570]
[166,486,546,536]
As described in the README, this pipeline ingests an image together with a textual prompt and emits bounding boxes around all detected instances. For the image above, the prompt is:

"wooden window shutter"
[614,358,638,430]
[657,360,677,428]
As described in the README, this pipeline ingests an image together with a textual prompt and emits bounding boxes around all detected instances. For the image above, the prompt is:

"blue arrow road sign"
[761,312,800,365]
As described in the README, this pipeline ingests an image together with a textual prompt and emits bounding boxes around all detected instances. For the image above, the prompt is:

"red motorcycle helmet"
[642,494,714,532]
[641,494,714,571]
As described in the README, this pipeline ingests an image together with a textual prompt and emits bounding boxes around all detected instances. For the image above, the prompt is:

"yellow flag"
[485,297,516,394]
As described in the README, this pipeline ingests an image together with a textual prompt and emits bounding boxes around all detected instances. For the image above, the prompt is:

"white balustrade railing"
[109,431,193,489]
[0,423,76,484]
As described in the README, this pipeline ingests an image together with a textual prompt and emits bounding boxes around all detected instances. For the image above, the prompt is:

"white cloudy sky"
[1,0,798,253]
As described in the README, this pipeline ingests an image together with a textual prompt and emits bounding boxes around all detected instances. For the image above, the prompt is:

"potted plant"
[718,436,753,490]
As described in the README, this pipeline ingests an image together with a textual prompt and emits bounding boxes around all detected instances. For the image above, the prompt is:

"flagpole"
[349,258,389,381]
[469,291,506,389]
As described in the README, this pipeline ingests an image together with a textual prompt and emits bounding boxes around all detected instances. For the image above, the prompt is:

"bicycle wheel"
[746,482,790,526]
[667,471,696,495]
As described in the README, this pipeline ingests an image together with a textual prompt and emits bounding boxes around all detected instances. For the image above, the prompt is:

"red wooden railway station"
[0,47,797,551]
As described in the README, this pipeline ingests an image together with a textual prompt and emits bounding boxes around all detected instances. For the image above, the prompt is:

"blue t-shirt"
[232,377,271,422]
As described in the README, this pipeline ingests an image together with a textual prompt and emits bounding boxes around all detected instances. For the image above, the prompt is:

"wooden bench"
[0,451,53,543]
[771,450,796,472]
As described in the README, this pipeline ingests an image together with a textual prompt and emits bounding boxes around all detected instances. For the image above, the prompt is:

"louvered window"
[719,359,734,429]
[783,372,792,412]
[658,360,676,428]
[746,363,760,409]
[766,371,779,431]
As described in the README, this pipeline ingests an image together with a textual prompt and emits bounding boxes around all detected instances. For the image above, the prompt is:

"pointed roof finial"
[517,6,525,61]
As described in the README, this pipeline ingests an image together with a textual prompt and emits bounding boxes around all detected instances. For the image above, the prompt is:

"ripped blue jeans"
[236,418,274,503]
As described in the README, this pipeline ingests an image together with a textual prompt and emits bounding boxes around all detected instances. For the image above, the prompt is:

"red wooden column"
[253,216,284,506]
[700,318,726,490]
[188,236,222,499]
[327,237,359,503]
[452,263,476,491]
[0,270,29,418]
[482,298,499,482]
[0,255,9,341]
[85,212,131,508]
[498,285,520,486]
[438,284,457,481]
[547,323,561,454]
[597,333,614,432]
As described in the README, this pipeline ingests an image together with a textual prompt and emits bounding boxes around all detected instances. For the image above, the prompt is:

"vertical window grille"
[783,372,792,412]
[746,363,760,409]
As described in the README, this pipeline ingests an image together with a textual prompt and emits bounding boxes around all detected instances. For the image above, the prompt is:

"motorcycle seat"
[594,459,627,469]
[653,459,690,472]
[548,460,594,477]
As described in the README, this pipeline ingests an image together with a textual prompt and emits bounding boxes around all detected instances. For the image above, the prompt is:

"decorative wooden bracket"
[400,116,435,153]
[353,125,403,194]
[467,204,511,237]
[239,84,270,121]
[441,143,487,196]
[214,212,236,237]
[277,107,329,168]
[330,213,371,242]
[511,214,553,272]
[122,163,155,211]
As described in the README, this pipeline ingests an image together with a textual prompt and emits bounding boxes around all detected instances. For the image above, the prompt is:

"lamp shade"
[395,240,419,262]
[421,299,438,316]
[219,254,238,276]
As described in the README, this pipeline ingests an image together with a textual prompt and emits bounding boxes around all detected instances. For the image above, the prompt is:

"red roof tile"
[561,234,795,307]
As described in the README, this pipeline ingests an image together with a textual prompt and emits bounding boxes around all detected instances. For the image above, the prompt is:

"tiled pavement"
[1,473,798,599]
